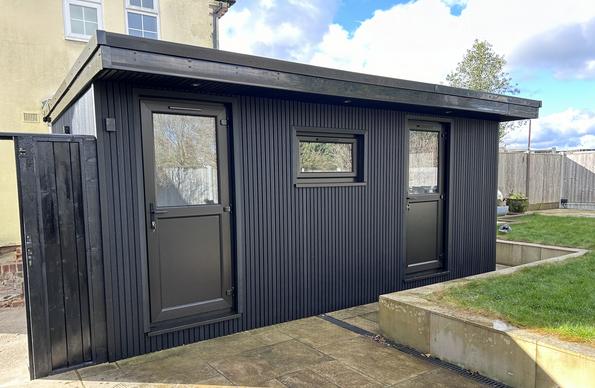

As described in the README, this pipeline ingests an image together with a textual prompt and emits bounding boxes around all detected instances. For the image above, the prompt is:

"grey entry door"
[405,121,447,274]
[141,100,234,327]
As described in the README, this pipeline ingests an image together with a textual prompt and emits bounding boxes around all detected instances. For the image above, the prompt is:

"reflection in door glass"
[153,113,218,206]
[409,130,439,194]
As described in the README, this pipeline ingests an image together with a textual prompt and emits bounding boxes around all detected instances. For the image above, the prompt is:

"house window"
[294,127,367,186]
[126,0,159,39]
[64,0,103,41]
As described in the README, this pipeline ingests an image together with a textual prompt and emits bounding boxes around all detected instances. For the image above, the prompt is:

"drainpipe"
[210,1,232,49]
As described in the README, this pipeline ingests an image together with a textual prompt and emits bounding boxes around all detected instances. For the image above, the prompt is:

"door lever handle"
[149,203,168,230]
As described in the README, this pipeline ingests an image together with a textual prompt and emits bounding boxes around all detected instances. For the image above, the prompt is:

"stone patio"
[1,303,486,387]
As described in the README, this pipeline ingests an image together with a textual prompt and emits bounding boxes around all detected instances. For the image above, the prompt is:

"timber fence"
[498,149,595,210]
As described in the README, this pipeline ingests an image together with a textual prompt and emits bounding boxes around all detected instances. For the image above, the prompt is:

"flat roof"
[45,31,541,122]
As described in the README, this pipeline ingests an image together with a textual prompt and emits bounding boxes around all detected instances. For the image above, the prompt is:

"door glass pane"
[153,114,219,206]
[299,141,353,172]
[409,130,439,194]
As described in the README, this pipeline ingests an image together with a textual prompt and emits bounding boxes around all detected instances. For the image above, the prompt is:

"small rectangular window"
[294,127,367,186]
[126,0,159,39]
[63,0,103,41]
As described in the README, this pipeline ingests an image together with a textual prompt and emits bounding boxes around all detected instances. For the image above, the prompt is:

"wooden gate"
[13,134,107,379]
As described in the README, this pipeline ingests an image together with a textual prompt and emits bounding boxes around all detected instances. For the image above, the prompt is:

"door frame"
[132,89,245,335]
[403,116,453,280]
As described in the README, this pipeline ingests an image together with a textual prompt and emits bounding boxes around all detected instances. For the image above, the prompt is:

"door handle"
[149,203,168,230]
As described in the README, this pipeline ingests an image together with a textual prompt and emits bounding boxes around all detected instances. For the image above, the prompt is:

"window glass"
[143,14,157,32]
[70,4,84,19]
[130,0,154,9]
[127,11,142,29]
[142,0,154,9]
[153,114,219,207]
[69,3,98,36]
[127,12,158,39]
[144,31,158,39]
[408,130,439,194]
[71,19,85,35]
[299,141,353,173]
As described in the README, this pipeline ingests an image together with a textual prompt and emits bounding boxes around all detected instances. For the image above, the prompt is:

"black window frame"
[293,126,367,187]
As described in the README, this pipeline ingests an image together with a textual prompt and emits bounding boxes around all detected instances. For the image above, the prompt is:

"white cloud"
[503,109,595,150]
[440,0,468,8]
[579,134,595,149]
[308,0,595,83]
[220,0,595,149]
[221,0,595,83]
[219,0,339,62]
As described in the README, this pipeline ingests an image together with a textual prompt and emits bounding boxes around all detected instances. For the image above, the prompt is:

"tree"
[446,39,522,141]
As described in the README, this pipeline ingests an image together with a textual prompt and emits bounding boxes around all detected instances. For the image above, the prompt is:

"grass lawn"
[497,213,595,250]
[440,253,595,342]
[440,213,595,343]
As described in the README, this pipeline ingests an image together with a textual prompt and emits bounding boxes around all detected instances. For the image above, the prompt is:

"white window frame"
[125,0,160,39]
[63,0,103,42]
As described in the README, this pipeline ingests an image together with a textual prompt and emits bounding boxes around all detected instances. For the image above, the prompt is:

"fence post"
[525,151,531,201]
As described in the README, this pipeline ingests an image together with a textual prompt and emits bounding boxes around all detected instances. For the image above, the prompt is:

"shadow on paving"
[5,303,486,387]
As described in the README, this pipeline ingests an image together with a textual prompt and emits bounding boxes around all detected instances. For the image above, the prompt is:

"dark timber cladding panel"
[17,134,106,378]
[93,81,497,360]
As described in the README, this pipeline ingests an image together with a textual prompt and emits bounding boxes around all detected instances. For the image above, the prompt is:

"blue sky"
[221,0,595,149]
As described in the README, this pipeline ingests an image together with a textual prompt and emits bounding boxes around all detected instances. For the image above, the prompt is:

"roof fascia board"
[106,47,536,119]
[44,33,105,121]
[100,32,541,109]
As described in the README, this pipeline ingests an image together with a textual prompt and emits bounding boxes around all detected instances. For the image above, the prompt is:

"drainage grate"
[319,314,510,388]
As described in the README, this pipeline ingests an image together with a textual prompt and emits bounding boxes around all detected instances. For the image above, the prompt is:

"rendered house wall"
[0,0,222,248]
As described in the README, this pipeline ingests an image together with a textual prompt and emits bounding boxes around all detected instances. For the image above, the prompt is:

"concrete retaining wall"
[379,247,592,388]
[496,240,581,267]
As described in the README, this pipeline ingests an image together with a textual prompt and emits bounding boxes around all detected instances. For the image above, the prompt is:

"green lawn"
[440,214,595,343]
[498,213,595,250]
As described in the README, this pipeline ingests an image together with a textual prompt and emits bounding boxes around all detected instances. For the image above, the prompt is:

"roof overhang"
[45,31,541,123]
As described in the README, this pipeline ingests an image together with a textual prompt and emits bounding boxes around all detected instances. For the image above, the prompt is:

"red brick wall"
[0,246,23,308]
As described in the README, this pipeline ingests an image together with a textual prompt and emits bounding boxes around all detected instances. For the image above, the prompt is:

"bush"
[507,192,529,213]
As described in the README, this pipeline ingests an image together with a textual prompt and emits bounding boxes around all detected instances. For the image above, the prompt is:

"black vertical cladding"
[89,81,497,361]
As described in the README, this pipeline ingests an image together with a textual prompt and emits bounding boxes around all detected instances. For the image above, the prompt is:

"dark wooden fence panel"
[15,135,106,378]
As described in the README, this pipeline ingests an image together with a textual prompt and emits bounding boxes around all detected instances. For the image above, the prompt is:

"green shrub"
[507,192,529,213]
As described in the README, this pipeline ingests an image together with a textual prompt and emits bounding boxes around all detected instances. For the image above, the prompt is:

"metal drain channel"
[319,314,510,388]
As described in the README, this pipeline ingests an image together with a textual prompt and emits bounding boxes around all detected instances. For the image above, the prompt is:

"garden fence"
[498,149,595,210]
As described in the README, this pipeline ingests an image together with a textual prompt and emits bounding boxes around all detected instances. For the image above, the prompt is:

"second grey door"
[405,121,447,274]
[141,99,234,327]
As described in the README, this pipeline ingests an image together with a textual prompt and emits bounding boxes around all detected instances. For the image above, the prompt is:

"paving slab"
[276,369,338,387]
[276,316,361,349]
[2,303,484,387]
[319,336,436,386]
[342,315,380,334]
[307,360,383,387]
[392,368,485,388]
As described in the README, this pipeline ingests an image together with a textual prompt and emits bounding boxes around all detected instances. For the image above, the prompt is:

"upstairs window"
[64,0,103,41]
[293,127,367,186]
[126,0,159,39]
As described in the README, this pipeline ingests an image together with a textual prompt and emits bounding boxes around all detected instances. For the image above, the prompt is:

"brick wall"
[0,246,23,308]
